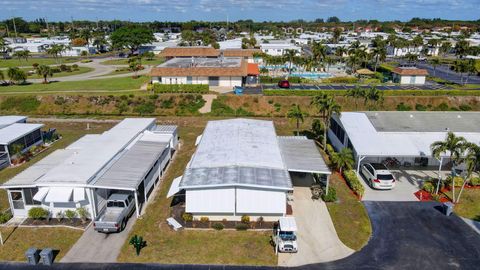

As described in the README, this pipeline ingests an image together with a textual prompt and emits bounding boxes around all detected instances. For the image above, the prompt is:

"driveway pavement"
[416,62,480,85]
[60,215,137,263]
[278,186,354,266]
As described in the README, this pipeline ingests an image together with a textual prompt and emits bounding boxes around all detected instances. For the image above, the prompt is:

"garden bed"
[21,218,91,229]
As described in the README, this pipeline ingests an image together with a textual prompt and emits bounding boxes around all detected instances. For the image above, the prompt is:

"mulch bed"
[21,218,91,229]
[414,190,450,203]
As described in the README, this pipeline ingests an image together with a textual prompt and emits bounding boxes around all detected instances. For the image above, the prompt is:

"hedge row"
[152,84,209,94]
[263,89,480,97]
[322,77,359,84]
[343,170,365,198]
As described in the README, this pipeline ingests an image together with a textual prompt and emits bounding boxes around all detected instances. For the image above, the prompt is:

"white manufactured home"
[1,118,178,220]
[168,119,330,221]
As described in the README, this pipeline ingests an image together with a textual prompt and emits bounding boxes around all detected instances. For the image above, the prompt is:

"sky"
[1,0,479,22]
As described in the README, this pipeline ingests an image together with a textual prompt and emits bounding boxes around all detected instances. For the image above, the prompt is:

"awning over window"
[44,187,73,203]
[167,176,183,198]
[33,187,49,202]
[277,136,331,175]
[73,188,85,202]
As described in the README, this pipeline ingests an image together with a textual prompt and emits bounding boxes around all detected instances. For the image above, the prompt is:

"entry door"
[9,190,26,216]
[410,76,416,84]
[209,76,219,86]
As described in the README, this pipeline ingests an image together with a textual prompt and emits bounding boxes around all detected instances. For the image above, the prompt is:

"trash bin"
[443,202,454,216]
[25,248,40,265]
[39,248,54,266]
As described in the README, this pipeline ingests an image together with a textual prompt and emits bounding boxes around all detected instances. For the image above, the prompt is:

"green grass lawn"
[4,67,94,80]
[0,58,79,68]
[0,76,149,93]
[0,121,114,211]
[100,58,164,66]
[117,122,277,265]
[445,189,480,221]
[0,227,83,261]
[325,173,372,251]
[96,68,135,77]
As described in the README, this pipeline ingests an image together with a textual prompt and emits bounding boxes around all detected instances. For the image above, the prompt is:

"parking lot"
[359,168,450,201]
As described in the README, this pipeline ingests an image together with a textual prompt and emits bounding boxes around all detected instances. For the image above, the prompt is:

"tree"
[284,49,297,74]
[455,39,470,59]
[346,86,365,110]
[7,67,27,85]
[371,45,386,72]
[110,25,155,55]
[327,16,341,23]
[128,57,142,78]
[429,57,441,76]
[453,60,469,85]
[311,92,341,149]
[331,147,354,174]
[46,44,67,63]
[439,41,451,57]
[286,104,305,135]
[430,132,467,201]
[13,50,30,62]
[404,53,418,65]
[36,65,53,84]
[332,28,342,43]
[0,70,4,84]
[456,143,480,203]
[364,86,383,110]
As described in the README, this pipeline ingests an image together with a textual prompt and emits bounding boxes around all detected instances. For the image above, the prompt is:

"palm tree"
[36,65,53,84]
[430,132,467,200]
[453,60,468,85]
[286,104,305,135]
[371,46,387,72]
[324,56,336,72]
[439,41,451,57]
[332,147,354,174]
[456,143,480,203]
[47,44,67,63]
[312,42,327,70]
[284,49,297,75]
[311,92,341,149]
[455,39,470,59]
[0,70,4,84]
[429,57,441,76]
[334,46,347,60]
[346,86,365,110]
[364,86,383,110]
[7,67,27,85]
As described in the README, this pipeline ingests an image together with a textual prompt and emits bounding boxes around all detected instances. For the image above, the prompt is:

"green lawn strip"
[5,67,94,80]
[100,58,164,66]
[0,76,149,92]
[0,58,79,68]
[325,173,372,251]
[0,122,114,211]
[444,189,480,221]
[117,125,276,265]
[0,227,83,261]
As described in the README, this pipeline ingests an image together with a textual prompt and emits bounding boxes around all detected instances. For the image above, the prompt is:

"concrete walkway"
[199,94,217,113]
[278,187,354,266]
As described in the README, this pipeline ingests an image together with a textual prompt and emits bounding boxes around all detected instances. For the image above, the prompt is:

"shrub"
[257,216,264,225]
[182,213,193,222]
[459,104,472,111]
[65,209,77,219]
[470,177,480,186]
[322,76,359,84]
[396,102,412,111]
[32,63,39,69]
[343,170,365,198]
[59,64,68,71]
[28,207,49,220]
[321,187,337,202]
[235,223,249,231]
[134,101,155,115]
[149,94,159,100]
[81,59,92,63]
[76,207,90,222]
[153,84,209,94]
[160,97,175,109]
[0,211,12,224]
[422,182,435,194]
[241,215,250,224]
[446,176,464,187]
[212,222,224,230]
[72,64,79,70]
[415,103,428,111]
[0,96,41,113]
[434,102,449,111]
[200,216,209,223]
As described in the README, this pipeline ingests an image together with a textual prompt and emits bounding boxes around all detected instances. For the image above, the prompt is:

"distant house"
[0,116,44,169]
[260,42,301,56]
[392,67,429,85]
[159,46,219,60]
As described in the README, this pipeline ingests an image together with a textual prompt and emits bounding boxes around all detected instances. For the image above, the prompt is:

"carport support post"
[356,155,366,175]
[435,157,444,194]
[325,174,330,195]
[134,191,140,218]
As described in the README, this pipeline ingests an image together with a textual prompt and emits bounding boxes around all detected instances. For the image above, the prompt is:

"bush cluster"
[241,215,250,224]
[259,76,305,84]
[470,177,480,186]
[153,84,209,94]
[446,176,464,187]
[321,187,337,202]
[28,207,49,219]
[0,96,41,113]
[182,213,193,222]
[343,170,365,198]
[235,223,249,231]
[0,211,12,224]
[212,222,224,230]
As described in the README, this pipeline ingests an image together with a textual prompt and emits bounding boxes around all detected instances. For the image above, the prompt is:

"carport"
[277,136,331,193]
[90,140,170,217]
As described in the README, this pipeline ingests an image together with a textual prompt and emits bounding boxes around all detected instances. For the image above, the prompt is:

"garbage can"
[25,248,40,265]
[443,202,454,216]
[39,248,54,266]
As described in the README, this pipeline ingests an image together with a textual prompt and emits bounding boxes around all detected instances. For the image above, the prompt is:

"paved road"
[416,61,480,85]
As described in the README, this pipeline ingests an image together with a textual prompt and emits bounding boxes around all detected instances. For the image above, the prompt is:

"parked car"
[93,193,135,233]
[278,80,290,89]
[361,163,396,189]
[272,217,298,253]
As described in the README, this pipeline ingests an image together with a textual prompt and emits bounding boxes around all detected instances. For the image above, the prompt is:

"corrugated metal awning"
[33,187,49,202]
[45,187,73,203]
[277,136,331,174]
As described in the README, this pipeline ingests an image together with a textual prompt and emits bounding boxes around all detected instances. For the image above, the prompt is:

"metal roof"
[2,149,76,187]
[0,116,27,129]
[92,140,168,190]
[277,136,331,174]
[180,166,293,191]
[153,125,177,134]
[189,119,285,170]
[0,123,43,145]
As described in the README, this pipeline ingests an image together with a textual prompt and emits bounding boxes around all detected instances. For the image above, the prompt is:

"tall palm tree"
[456,143,480,203]
[334,46,347,60]
[430,132,468,200]
[453,60,468,85]
[286,104,305,135]
[324,56,336,72]
[371,46,387,72]
[429,57,441,76]
[440,41,451,57]
[346,86,364,110]
[283,49,297,75]
[332,147,354,174]
[312,42,327,70]
[311,92,341,149]
[36,65,53,84]
[454,39,470,59]
[404,53,418,65]
[7,67,27,85]
[364,86,383,110]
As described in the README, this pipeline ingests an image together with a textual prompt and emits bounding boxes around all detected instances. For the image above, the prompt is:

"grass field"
[0,76,149,93]
[445,189,480,221]
[100,58,164,66]
[325,173,372,251]
[3,67,93,80]
[0,58,79,68]
[0,227,83,261]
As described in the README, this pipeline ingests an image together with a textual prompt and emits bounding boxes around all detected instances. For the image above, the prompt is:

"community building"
[168,119,330,221]
[392,67,429,85]
[328,112,480,173]
[1,118,178,219]
[0,116,43,169]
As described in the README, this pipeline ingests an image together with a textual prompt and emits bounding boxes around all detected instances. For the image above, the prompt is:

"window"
[24,188,41,205]
[330,118,345,143]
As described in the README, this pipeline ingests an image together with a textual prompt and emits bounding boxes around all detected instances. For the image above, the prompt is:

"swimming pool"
[290,72,333,79]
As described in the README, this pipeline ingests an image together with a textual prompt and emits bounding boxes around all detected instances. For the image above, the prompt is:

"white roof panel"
[73,188,85,202]
[279,217,297,232]
[167,176,182,198]
[278,136,331,174]
[0,116,27,128]
[44,187,72,203]
[32,187,49,201]
[0,123,43,145]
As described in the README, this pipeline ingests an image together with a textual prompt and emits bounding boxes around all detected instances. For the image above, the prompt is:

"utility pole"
[45,17,50,38]
[12,17,18,38]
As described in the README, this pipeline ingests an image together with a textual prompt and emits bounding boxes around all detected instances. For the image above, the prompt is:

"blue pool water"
[290,72,333,79]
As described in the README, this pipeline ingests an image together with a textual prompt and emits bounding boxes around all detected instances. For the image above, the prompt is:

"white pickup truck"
[273,217,298,253]
[93,193,135,233]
